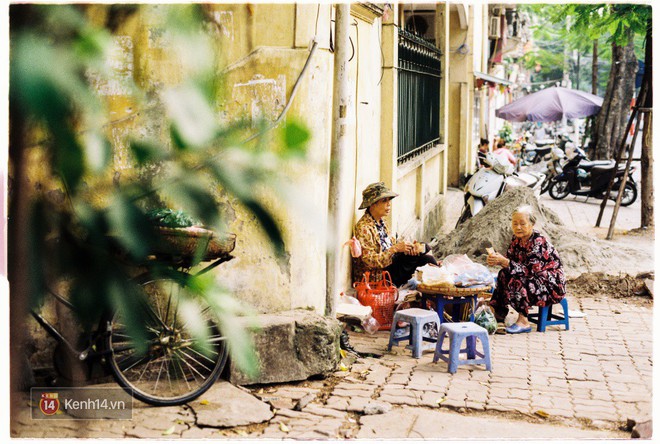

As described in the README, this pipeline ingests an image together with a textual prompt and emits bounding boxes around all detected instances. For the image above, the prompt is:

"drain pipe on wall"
[326,3,351,317]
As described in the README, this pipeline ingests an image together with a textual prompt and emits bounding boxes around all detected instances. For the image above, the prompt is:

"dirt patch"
[568,272,653,306]
[433,187,653,278]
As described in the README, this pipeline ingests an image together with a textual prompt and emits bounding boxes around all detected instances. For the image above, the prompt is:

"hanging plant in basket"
[146,209,236,261]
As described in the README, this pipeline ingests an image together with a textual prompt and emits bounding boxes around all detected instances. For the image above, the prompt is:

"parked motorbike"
[548,146,637,206]
[538,146,567,195]
[456,153,546,227]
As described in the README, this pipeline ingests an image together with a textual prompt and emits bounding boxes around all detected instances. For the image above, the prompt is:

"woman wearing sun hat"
[352,182,437,287]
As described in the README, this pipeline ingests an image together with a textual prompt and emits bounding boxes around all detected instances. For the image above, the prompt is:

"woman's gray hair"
[512,205,537,224]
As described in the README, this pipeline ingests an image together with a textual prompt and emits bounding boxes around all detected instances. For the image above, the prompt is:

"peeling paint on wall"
[88,36,134,96]
[232,74,286,125]
[212,10,235,40]
[147,27,170,49]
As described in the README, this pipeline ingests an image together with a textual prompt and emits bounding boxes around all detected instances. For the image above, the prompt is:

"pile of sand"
[432,187,652,278]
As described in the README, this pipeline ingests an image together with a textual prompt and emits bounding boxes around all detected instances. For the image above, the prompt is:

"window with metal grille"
[397,28,442,164]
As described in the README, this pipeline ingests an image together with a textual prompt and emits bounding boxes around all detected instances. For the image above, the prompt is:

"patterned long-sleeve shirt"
[352,211,395,283]
[504,230,566,305]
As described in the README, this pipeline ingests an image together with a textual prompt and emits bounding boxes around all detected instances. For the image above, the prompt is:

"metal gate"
[397,29,442,163]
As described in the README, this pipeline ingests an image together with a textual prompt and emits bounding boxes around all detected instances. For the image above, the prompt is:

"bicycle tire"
[104,273,229,406]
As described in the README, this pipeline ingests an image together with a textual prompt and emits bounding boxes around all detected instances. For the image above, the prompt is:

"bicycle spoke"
[107,276,228,405]
[183,344,219,364]
[176,348,214,374]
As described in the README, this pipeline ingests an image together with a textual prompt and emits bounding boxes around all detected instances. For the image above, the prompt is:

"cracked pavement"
[11,294,652,439]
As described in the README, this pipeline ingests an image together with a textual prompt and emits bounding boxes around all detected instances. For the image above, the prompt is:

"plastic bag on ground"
[474,305,497,334]
[361,316,380,334]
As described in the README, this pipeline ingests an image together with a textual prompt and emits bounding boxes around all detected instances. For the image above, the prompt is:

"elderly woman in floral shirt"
[352,182,437,287]
[487,205,566,334]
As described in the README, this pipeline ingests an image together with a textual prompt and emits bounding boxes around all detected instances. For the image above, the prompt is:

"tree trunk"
[640,20,653,228]
[592,29,638,159]
[592,40,598,95]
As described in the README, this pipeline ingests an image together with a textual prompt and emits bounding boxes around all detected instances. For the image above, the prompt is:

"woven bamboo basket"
[152,227,236,261]
[417,283,492,298]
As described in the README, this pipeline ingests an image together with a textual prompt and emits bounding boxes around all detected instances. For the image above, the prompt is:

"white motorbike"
[456,153,546,227]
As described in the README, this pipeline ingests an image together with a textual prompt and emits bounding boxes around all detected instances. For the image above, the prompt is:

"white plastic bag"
[443,254,493,287]
[416,264,453,286]
[361,316,380,334]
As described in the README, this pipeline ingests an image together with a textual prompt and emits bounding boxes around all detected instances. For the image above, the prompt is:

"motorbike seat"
[535,139,554,147]
[579,159,615,170]
[536,146,553,156]
[590,164,617,176]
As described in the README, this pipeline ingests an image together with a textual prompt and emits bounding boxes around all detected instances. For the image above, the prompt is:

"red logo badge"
[39,392,60,416]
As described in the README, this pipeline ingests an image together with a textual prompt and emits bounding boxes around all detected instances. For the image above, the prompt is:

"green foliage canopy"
[10,4,312,377]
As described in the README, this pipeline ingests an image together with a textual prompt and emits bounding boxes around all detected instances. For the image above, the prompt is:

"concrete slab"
[356,406,628,439]
[192,381,273,428]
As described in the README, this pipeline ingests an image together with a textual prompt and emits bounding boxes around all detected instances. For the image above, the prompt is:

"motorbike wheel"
[619,182,638,207]
[455,206,472,228]
[549,180,570,200]
[540,177,552,195]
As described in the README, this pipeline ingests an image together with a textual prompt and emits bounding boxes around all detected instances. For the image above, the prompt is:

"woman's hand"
[487,251,509,268]
[392,241,416,255]
[392,241,408,254]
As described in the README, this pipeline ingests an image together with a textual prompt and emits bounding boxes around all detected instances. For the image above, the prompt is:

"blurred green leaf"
[107,194,157,260]
[281,120,310,158]
[108,278,150,355]
[243,200,285,256]
[28,200,49,309]
[74,26,112,61]
[83,131,111,173]
[178,298,214,357]
[164,84,219,149]
[160,177,222,229]
[203,284,260,378]
[129,140,166,165]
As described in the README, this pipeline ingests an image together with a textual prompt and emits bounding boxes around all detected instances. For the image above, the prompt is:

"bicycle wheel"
[104,274,229,406]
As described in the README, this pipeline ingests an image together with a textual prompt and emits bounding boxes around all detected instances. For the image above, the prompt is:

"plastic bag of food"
[474,305,497,334]
[416,264,453,286]
[443,254,493,287]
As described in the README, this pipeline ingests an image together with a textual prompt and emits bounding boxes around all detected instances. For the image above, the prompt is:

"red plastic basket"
[353,271,397,331]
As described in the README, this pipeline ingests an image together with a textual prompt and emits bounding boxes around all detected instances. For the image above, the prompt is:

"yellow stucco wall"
[49,3,449,314]
[78,5,336,314]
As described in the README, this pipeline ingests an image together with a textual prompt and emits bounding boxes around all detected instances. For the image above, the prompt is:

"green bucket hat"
[358,182,398,210]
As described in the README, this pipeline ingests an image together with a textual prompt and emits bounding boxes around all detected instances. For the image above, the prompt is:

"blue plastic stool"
[433,322,492,374]
[528,299,570,332]
[387,308,441,358]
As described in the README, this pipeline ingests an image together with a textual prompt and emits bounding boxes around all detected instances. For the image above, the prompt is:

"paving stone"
[347,396,374,412]
[194,381,273,428]
[324,396,350,411]
[333,388,375,397]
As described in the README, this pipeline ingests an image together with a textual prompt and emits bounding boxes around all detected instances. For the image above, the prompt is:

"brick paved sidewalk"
[350,296,652,424]
[11,296,651,439]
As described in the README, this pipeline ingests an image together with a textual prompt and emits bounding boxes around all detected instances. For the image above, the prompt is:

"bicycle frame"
[31,253,234,362]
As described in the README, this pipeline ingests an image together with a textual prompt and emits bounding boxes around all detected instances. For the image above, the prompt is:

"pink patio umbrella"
[495,86,604,122]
